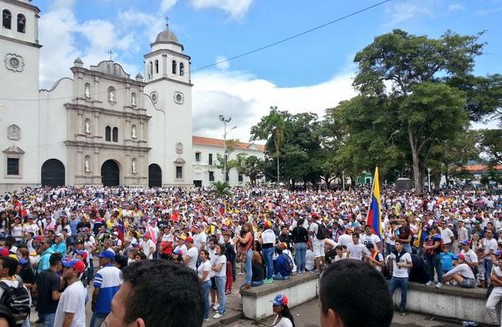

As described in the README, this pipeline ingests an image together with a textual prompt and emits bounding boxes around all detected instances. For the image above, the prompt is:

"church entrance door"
[41,159,65,187]
[101,160,120,186]
[148,164,162,187]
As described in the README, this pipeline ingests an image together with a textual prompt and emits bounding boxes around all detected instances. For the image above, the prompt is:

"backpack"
[282,253,294,273]
[0,281,30,327]
[316,222,327,240]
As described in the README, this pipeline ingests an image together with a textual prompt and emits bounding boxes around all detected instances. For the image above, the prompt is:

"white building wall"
[192,142,265,187]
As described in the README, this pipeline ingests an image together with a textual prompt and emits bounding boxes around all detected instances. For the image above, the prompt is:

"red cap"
[185,236,194,243]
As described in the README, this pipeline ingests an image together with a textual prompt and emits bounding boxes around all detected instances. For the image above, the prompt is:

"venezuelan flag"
[366,167,382,238]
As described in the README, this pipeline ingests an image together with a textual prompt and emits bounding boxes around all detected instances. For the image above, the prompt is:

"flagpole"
[366,167,377,222]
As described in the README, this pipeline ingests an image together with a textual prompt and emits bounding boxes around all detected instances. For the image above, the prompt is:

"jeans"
[426,253,443,283]
[203,280,211,319]
[272,273,290,280]
[294,242,307,273]
[90,312,108,327]
[389,276,408,310]
[215,276,226,315]
[42,313,55,327]
[244,249,253,285]
[485,258,494,287]
[251,280,264,287]
[262,247,275,279]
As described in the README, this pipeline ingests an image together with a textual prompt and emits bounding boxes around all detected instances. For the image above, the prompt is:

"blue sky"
[36,0,502,141]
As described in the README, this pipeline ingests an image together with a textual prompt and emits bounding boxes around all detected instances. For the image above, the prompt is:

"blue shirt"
[274,254,291,277]
[440,252,455,271]
[38,248,55,273]
[51,242,67,255]
[93,265,123,314]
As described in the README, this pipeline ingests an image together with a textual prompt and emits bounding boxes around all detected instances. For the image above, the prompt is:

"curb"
[204,308,242,326]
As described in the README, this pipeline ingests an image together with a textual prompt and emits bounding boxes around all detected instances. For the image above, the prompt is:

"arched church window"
[84,155,91,173]
[17,14,25,33]
[132,158,137,174]
[155,60,159,74]
[131,92,136,106]
[172,60,177,74]
[112,127,118,142]
[105,126,111,142]
[108,86,116,102]
[180,63,185,76]
[84,83,91,99]
[149,61,153,77]
[2,10,11,29]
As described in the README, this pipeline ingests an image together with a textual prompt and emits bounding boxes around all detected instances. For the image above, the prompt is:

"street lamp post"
[219,115,235,183]
[427,168,431,193]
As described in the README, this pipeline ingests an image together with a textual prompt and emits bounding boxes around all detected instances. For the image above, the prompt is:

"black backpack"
[0,281,30,327]
[316,222,327,240]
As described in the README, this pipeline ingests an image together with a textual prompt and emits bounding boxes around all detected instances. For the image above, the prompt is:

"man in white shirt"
[54,259,87,327]
[441,254,476,288]
[459,240,478,272]
[486,255,502,326]
[347,233,370,261]
[482,229,498,286]
[360,225,382,252]
[388,240,413,316]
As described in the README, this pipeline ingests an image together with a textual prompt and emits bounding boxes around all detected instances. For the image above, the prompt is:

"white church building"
[0,0,264,193]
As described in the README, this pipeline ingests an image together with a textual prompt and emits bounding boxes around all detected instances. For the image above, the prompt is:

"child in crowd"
[476,247,486,288]
[440,244,455,276]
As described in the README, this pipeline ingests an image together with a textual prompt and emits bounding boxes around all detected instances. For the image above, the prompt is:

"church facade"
[0,0,264,193]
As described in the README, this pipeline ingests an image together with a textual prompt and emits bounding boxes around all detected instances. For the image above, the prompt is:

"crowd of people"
[0,185,500,326]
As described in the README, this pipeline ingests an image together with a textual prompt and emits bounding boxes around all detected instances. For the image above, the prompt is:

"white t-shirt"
[272,315,293,327]
[347,243,370,260]
[261,229,276,244]
[212,255,227,278]
[389,252,412,278]
[197,260,211,282]
[337,234,352,247]
[305,249,315,271]
[360,233,381,249]
[194,232,207,251]
[460,249,478,265]
[54,281,87,327]
[184,246,199,271]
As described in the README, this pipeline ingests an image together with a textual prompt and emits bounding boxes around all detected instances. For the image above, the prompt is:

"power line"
[191,0,393,72]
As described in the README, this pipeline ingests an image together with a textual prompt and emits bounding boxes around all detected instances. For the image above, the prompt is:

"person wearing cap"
[439,221,455,250]
[271,294,295,327]
[486,254,502,325]
[441,254,476,288]
[459,240,478,274]
[35,252,63,327]
[51,233,67,255]
[319,259,393,327]
[54,259,87,327]
[90,250,123,327]
[260,221,276,283]
[183,236,198,271]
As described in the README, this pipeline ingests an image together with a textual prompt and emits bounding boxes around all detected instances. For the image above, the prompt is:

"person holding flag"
[366,167,382,239]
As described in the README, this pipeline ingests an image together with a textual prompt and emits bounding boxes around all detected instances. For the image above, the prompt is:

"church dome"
[155,29,179,43]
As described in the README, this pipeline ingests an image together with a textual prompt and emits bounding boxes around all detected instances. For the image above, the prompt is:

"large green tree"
[352,29,485,194]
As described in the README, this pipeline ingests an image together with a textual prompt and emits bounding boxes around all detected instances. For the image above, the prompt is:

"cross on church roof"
[165,16,169,29]
[107,50,113,60]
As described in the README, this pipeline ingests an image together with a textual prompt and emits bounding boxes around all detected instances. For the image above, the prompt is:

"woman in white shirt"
[212,244,227,319]
[271,294,295,327]
[198,249,212,321]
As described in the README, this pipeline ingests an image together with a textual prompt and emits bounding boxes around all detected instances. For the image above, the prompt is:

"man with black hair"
[103,260,205,327]
[35,252,63,327]
[319,259,393,327]
[37,238,55,273]
[389,239,413,316]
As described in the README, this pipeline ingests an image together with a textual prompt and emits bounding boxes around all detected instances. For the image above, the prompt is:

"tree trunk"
[409,128,424,196]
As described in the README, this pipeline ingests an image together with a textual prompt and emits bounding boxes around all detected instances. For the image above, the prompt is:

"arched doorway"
[148,164,162,187]
[41,159,65,187]
[101,160,120,186]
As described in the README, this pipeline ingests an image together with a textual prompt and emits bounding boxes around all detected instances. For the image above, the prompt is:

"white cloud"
[192,70,357,142]
[385,1,432,25]
[215,56,230,70]
[448,3,465,12]
[160,0,179,13]
[190,0,254,19]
